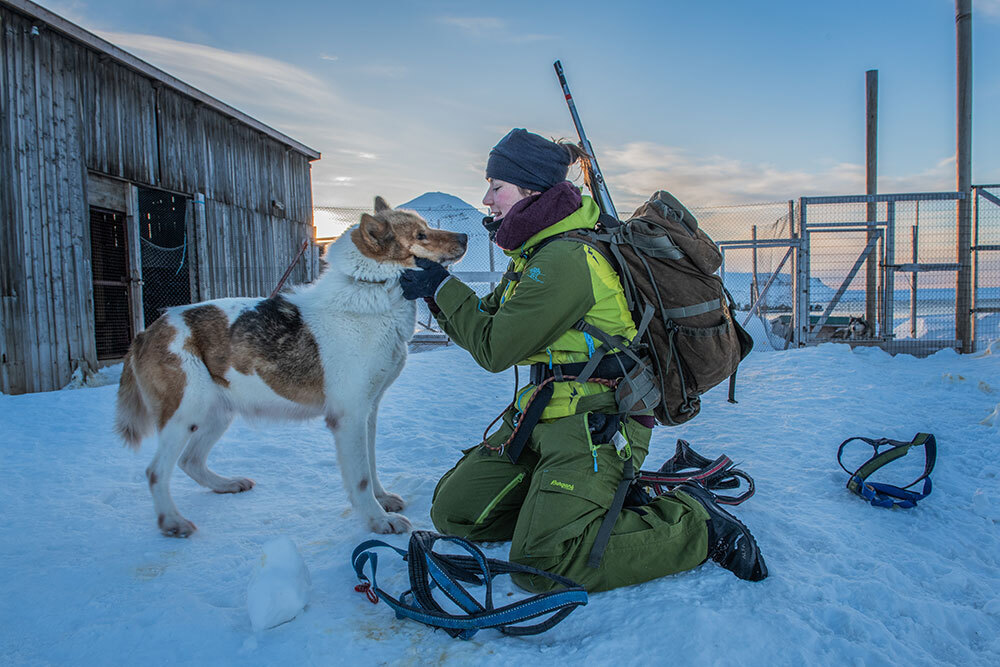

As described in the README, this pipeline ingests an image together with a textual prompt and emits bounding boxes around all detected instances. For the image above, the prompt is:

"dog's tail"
[115,347,152,450]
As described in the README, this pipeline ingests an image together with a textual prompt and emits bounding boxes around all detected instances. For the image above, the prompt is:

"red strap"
[354,581,379,604]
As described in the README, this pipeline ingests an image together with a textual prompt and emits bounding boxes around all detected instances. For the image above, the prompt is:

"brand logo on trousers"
[550,479,574,491]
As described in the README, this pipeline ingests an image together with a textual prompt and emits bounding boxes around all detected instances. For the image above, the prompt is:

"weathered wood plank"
[61,37,95,377]
[41,32,71,386]
[193,193,209,301]
[3,14,27,393]
[20,27,47,392]
[86,172,127,210]
[125,184,144,334]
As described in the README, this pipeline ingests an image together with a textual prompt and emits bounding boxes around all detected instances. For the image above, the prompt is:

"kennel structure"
[0,0,322,394]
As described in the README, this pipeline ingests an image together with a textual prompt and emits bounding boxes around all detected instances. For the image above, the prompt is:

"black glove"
[400,257,450,300]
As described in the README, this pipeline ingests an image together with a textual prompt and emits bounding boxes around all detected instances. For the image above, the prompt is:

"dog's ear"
[359,213,394,249]
[373,196,391,213]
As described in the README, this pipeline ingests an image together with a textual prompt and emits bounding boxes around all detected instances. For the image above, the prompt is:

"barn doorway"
[89,207,133,359]
[138,187,192,328]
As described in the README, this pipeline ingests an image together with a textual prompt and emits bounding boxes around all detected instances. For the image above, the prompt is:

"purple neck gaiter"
[494,181,582,251]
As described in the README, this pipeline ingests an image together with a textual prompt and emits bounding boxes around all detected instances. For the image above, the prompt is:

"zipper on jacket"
[474,472,526,525]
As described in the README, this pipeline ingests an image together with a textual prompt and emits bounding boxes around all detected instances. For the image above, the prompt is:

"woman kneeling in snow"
[399,128,767,592]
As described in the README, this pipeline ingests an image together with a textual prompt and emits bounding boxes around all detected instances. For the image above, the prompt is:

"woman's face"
[483,178,531,220]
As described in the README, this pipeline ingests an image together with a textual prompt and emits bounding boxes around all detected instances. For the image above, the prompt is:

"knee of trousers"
[429,487,476,537]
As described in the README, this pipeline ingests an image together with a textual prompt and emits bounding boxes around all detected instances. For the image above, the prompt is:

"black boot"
[676,482,768,582]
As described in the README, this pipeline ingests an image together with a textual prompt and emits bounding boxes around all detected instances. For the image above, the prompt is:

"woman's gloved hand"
[400,257,450,300]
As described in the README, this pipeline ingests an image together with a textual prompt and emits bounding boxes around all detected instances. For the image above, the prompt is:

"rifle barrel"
[553,60,618,220]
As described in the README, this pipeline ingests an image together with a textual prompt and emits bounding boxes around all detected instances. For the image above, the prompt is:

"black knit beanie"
[486,129,572,192]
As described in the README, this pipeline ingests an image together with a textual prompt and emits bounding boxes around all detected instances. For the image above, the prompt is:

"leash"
[270,239,310,298]
[837,433,936,508]
[351,531,588,640]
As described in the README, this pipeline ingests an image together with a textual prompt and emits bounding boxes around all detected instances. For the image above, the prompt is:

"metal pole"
[910,220,918,339]
[971,187,979,347]
[787,200,797,349]
[884,202,896,339]
[797,198,810,347]
[751,225,759,314]
[488,236,496,292]
[865,69,879,328]
[955,0,973,353]
[720,247,726,293]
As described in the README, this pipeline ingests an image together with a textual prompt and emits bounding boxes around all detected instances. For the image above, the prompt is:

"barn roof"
[3,0,322,161]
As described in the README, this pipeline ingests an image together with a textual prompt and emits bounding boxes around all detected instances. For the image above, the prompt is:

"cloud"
[977,0,1000,19]
[84,30,471,209]
[437,16,506,34]
[97,30,344,123]
[357,63,408,78]
[600,142,954,211]
[436,15,553,42]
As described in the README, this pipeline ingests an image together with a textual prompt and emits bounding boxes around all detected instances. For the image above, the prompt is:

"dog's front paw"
[158,514,197,538]
[377,491,406,513]
[368,512,412,535]
[212,477,255,494]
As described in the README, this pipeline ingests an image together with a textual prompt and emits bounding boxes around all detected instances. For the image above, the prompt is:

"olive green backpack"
[548,190,753,425]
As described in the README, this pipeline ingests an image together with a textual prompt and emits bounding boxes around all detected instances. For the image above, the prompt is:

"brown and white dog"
[115,197,467,537]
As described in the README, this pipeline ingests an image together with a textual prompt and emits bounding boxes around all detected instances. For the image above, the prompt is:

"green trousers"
[430,409,710,593]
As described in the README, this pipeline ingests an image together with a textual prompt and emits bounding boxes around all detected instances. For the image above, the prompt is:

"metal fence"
[975,185,1000,348]
[316,190,1000,355]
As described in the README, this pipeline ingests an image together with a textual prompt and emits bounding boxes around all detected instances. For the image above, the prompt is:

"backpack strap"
[351,531,588,640]
[586,456,635,569]
[836,433,936,508]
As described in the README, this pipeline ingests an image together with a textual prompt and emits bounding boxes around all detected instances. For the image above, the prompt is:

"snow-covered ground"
[1,338,999,665]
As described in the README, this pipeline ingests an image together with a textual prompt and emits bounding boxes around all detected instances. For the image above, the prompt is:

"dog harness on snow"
[351,531,587,640]
[633,438,755,506]
[837,433,937,508]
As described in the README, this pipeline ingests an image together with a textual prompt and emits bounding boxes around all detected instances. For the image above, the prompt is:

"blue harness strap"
[836,433,937,509]
[351,531,588,640]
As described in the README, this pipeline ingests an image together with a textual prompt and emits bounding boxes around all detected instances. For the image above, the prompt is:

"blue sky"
[49,0,1000,233]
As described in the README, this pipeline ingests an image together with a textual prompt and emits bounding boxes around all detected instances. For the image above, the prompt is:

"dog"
[832,316,869,340]
[114,197,467,537]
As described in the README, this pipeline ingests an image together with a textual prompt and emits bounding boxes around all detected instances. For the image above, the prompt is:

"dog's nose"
[457,233,468,247]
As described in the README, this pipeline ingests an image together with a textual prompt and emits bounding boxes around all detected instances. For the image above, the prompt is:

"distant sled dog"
[114,197,467,537]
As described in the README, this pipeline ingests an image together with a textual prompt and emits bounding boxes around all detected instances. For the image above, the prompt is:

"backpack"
[547,190,753,426]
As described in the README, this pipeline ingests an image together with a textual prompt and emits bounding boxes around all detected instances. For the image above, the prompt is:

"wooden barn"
[0,0,322,394]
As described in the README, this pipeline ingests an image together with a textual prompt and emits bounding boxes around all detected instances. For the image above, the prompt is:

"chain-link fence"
[138,187,191,328]
[975,185,1000,349]
[695,201,798,352]
[316,192,1000,355]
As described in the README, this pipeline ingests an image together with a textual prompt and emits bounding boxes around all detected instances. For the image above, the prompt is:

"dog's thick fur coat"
[115,197,467,537]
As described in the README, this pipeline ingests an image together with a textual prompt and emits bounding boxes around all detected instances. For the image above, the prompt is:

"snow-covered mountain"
[400,192,498,286]
[398,192,485,233]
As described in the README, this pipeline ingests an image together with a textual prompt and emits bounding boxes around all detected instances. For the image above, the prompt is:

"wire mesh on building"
[138,188,191,328]
[89,207,132,359]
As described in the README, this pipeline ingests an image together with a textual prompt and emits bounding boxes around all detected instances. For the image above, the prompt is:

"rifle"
[553,60,619,222]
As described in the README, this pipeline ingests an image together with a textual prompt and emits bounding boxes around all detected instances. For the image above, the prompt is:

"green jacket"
[433,195,637,420]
